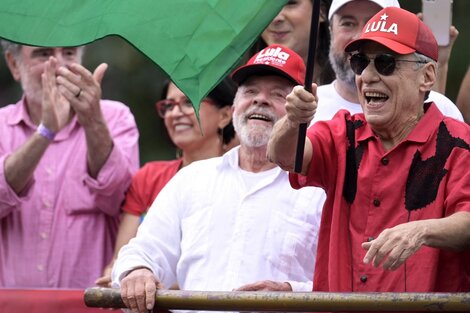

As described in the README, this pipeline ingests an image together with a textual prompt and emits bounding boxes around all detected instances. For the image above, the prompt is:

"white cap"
[328,0,400,20]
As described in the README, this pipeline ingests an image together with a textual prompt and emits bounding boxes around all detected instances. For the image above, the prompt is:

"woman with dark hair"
[253,0,334,86]
[96,77,237,287]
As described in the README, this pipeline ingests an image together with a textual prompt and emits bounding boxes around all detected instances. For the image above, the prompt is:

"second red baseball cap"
[345,7,438,61]
[232,44,306,86]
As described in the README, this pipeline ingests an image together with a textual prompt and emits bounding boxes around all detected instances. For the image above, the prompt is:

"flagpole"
[294,0,321,173]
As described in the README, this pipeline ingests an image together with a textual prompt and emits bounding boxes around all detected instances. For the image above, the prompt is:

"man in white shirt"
[112,44,326,313]
[313,0,463,124]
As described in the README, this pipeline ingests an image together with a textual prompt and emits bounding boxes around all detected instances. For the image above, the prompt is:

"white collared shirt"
[113,146,325,297]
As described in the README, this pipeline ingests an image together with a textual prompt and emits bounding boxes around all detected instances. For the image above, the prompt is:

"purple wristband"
[37,123,56,141]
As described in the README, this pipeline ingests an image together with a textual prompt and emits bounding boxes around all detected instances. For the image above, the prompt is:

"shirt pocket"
[263,211,317,280]
[61,172,99,215]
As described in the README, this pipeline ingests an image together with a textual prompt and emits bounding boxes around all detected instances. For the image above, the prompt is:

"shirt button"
[360,275,367,283]
[373,199,381,207]
[367,237,374,242]
[37,264,44,271]
[40,232,48,239]
[381,157,389,165]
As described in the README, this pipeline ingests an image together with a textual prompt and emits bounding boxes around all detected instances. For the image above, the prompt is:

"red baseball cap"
[345,7,438,61]
[232,44,305,86]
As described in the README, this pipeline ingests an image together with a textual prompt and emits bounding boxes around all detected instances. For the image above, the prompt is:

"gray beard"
[233,108,277,148]
[233,117,272,148]
[329,49,357,92]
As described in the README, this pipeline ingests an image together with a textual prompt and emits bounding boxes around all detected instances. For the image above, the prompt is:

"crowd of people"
[0,0,468,313]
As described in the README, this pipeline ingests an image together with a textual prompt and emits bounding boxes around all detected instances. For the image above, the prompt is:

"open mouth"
[364,91,388,104]
[174,124,192,131]
[248,113,272,122]
[270,31,288,40]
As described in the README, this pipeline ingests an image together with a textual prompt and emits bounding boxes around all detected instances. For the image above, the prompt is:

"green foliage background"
[0,1,468,166]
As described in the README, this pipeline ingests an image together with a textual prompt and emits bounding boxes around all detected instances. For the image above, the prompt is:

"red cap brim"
[345,36,416,55]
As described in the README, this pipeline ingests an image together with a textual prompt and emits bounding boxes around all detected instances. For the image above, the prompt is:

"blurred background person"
[253,0,335,86]
[457,66,470,124]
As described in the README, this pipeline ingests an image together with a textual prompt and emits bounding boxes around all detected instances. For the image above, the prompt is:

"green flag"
[0,0,287,113]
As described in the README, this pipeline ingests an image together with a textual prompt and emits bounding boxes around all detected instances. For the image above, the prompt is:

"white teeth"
[249,114,270,121]
[174,124,192,131]
[364,92,386,98]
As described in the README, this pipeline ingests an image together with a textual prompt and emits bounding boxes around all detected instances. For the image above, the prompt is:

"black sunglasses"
[349,53,428,76]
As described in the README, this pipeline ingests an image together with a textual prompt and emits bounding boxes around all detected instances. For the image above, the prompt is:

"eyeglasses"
[155,97,217,118]
[349,53,428,76]
[155,97,194,118]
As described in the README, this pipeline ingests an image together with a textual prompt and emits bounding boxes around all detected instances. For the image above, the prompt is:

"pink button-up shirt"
[0,98,139,288]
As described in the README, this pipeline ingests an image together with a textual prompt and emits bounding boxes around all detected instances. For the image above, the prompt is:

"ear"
[218,106,233,129]
[5,51,22,82]
[420,62,437,94]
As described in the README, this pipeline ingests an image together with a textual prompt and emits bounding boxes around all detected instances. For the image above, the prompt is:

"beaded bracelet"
[37,123,56,141]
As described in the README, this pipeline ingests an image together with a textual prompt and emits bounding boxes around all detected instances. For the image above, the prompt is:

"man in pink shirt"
[0,41,139,288]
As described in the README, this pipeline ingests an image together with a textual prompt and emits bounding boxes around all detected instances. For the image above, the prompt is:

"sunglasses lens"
[350,54,370,75]
[374,54,396,76]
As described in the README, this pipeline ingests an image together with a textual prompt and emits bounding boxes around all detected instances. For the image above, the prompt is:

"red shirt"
[123,159,182,216]
[290,103,470,292]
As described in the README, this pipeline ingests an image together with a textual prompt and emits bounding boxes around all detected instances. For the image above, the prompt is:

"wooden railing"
[84,287,470,312]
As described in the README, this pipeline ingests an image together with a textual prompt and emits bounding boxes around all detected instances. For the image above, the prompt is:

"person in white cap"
[268,6,470,294]
[312,0,462,124]
[112,44,326,313]
[258,0,335,85]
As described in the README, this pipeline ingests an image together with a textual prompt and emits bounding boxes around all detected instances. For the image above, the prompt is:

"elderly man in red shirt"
[268,6,470,293]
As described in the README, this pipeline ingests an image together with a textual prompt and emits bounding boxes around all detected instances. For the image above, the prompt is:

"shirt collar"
[219,145,241,170]
[405,102,442,143]
[218,145,284,177]
[356,102,442,144]
[7,97,35,128]
[352,113,374,142]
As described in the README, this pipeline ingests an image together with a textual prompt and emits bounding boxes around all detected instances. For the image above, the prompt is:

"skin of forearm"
[422,211,470,251]
[84,117,114,178]
[4,133,51,194]
[432,63,448,94]
[113,213,141,260]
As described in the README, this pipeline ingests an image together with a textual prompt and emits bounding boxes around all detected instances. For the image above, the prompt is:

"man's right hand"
[285,84,317,128]
[120,267,162,313]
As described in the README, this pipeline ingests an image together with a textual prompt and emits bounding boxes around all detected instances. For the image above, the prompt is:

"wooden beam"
[84,287,470,312]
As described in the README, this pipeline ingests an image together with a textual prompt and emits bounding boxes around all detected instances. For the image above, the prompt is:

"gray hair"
[1,39,86,60]
[413,52,436,101]
[1,39,22,57]
[413,52,437,70]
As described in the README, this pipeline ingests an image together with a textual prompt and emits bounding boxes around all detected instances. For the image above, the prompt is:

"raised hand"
[41,57,73,132]
[56,62,108,128]
[285,84,318,128]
